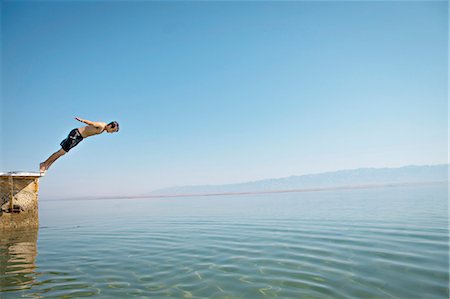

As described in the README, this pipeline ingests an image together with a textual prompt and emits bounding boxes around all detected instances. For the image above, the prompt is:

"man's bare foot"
[40,162,47,174]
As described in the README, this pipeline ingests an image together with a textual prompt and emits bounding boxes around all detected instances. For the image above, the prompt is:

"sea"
[1,183,448,298]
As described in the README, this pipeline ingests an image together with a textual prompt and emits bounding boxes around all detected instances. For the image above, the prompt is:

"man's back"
[78,124,106,138]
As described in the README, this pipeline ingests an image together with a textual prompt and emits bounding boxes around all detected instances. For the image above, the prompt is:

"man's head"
[105,121,119,133]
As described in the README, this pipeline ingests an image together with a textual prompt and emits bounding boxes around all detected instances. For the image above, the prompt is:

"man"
[40,117,119,174]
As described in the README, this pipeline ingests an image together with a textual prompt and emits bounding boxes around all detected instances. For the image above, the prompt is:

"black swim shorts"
[60,128,83,152]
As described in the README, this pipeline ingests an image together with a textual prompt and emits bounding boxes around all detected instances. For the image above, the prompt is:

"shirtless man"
[40,117,119,174]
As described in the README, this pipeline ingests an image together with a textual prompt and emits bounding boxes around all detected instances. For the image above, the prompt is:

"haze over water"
[1,183,448,298]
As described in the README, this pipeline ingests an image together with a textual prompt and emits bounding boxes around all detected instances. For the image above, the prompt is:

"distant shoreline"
[43,180,449,201]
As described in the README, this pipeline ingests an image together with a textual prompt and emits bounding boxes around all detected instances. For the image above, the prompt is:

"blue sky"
[1,1,447,199]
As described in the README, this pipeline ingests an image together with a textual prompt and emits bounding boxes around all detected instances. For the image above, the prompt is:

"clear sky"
[1,1,447,199]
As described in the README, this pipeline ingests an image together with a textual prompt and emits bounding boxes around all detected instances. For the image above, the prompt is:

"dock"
[0,172,44,230]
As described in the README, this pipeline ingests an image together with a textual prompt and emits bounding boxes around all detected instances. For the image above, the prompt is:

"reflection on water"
[0,229,38,292]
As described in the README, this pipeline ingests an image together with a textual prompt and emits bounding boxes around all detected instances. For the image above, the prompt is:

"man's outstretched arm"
[75,117,105,128]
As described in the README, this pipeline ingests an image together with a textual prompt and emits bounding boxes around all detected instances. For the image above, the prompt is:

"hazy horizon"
[39,163,448,200]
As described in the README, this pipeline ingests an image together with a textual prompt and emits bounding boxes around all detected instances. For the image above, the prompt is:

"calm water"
[1,184,448,298]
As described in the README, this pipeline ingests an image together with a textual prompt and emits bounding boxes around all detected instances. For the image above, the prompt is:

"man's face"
[106,124,118,133]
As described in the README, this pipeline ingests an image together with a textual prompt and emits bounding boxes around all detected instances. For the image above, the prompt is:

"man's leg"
[40,148,66,173]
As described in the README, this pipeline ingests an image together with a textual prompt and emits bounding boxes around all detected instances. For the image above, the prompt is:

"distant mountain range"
[151,164,448,196]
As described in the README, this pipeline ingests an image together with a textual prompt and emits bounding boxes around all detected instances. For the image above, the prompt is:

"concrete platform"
[0,172,43,230]
[0,172,44,178]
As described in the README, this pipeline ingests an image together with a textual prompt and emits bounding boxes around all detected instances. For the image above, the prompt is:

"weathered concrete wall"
[0,175,40,230]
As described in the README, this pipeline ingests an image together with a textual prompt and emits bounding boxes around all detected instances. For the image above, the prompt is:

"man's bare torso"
[78,123,106,138]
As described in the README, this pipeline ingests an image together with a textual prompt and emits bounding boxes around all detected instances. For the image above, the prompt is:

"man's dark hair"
[108,121,119,132]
